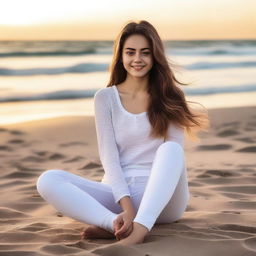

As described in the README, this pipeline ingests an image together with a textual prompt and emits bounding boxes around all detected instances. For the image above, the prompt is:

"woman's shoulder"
[94,86,116,109]
[94,86,114,100]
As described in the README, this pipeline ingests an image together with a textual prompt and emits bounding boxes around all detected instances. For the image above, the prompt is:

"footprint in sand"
[185,205,196,211]
[78,162,102,170]
[221,210,241,214]
[206,169,234,177]
[188,181,204,187]
[21,155,46,162]
[59,141,88,147]
[197,144,232,151]
[234,137,256,143]
[215,224,256,234]
[63,156,85,163]
[8,139,25,144]
[9,130,25,135]
[217,129,240,137]
[212,185,256,194]
[48,153,66,160]
[48,233,81,244]
[18,222,49,232]
[21,152,66,162]
[199,169,239,178]
[196,173,211,178]
[0,145,13,151]
[11,162,44,173]
[33,151,48,156]
[236,146,256,153]
[191,191,212,198]
[3,170,37,179]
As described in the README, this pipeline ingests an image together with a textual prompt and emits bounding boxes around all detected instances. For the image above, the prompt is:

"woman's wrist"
[124,208,136,216]
[119,196,135,215]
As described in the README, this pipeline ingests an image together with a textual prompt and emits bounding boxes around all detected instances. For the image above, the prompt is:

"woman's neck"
[118,75,149,94]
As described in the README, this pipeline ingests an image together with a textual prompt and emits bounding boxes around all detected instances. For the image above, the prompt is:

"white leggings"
[36,141,190,233]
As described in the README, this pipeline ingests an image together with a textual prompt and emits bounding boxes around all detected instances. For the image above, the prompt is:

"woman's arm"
[114,196,136,239]
[94,89,131,204]
[165,122,185,147]
[118,196,136,214]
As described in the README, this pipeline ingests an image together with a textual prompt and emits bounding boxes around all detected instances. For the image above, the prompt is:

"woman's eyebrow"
[125,47,150,51]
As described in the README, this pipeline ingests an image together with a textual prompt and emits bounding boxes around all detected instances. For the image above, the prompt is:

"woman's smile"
[132,65,145,71]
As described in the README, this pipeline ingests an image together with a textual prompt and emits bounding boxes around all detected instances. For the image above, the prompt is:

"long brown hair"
[107,20,209,140]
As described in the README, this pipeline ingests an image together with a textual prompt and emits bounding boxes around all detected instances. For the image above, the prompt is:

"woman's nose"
[134,53,142,62]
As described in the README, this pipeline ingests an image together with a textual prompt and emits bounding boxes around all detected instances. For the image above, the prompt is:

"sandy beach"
[0,106,255,256]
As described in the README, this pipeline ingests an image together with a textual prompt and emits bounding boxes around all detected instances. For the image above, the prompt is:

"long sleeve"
[93,89,131,203]
[165,123,185,148]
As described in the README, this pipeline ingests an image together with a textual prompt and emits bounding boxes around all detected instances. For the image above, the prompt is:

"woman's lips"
[132,66,145,71]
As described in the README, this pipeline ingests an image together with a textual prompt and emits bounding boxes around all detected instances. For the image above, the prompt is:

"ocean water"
[0,40,256,124]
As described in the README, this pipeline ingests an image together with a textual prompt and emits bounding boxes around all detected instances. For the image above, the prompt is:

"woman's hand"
[113,210,135,240]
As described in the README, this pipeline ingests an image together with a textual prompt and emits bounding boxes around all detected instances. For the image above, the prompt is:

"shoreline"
[1,92,256,125]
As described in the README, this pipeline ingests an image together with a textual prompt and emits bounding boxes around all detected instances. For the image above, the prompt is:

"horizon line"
[1,38,256,42]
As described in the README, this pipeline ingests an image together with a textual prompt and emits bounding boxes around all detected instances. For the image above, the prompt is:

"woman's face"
[121,34,153,79]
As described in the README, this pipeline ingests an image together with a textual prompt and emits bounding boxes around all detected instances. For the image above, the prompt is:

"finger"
[113,216,122,224]
[115,224,128,236]
[115,227,124,236]
[118,230,129,240]
[123,224,133,236]
[114,221,124,233]
[113,219,122,230]
[115,227,124,240]
[118,225,133,240]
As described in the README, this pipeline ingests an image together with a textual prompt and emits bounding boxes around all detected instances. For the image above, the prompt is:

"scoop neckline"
[112,85,147,117]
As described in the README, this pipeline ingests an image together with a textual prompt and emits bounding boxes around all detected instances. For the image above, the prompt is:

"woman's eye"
[125,51,150,56]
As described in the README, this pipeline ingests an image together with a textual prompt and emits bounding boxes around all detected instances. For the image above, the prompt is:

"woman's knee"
[36,169,65,198]
[156,141,184,162]
[158,141,183,153]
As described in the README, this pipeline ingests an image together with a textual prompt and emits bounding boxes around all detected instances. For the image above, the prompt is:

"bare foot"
[81,225,115,239]
[116,222,149,246]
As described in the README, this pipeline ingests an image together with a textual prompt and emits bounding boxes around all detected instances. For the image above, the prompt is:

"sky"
[0,0,255,40]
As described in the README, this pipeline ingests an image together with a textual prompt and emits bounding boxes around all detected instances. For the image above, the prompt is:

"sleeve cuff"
[114,192,131,204]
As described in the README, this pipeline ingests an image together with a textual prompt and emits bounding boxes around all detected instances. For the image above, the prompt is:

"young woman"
[36,20,208,246]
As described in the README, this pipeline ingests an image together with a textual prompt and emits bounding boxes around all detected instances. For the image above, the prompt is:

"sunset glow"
[0,0,255,40]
